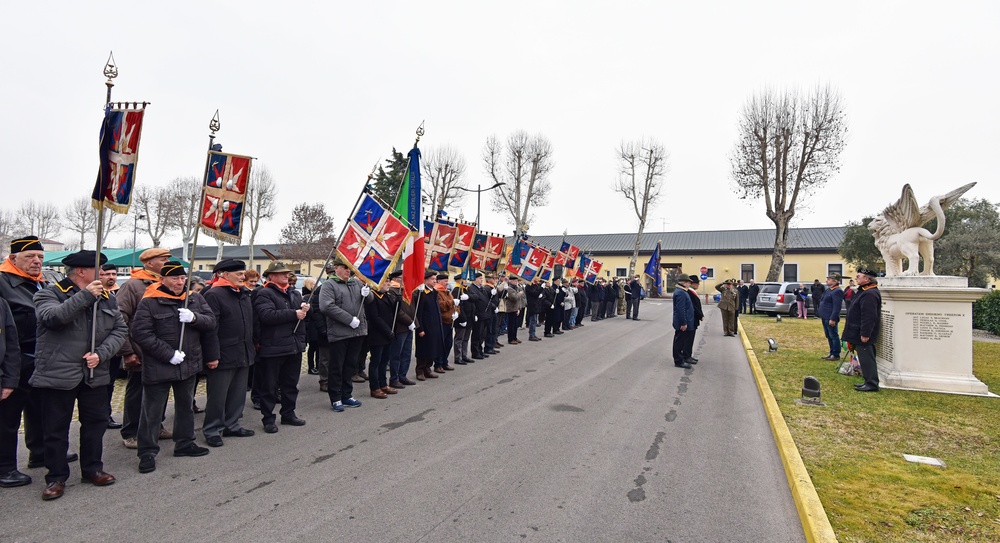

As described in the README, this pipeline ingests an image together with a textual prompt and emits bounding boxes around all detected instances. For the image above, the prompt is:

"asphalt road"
[5,301,803,543]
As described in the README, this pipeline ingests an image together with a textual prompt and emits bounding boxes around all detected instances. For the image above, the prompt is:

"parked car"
[754,282,847,318]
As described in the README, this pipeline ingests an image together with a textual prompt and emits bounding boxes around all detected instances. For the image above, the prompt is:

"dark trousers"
[436,324,454,368]
[121,370,150,440]
[453,324,470,362]
[484,316,496,351]
[627,298,640,319]
[605,299,616,318]
[139,376,196,457]
[506,313,520,342]
[328,337,362,403]
[250,359,265,404]
[672,329,690,365]
[739,296,748,313]
[36,383,107,483]
[389,331,412,382]
[592,301,604,321]
[203,366,250,438]
[857,343,879,388]
[259,354,302,424]
[721,309,736,335]
[0,367,43,472]
[368,343,391,390]
[822,320,841,357]
[307,343,318,373]
[106,356,121,419]
[544,307,562,334]
[749,296,757,314]
[683,326,698,358]
[471,317,485,355]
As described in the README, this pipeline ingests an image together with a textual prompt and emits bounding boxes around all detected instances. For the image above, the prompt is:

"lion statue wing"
[917,182,977,224]
[878,184,922,235]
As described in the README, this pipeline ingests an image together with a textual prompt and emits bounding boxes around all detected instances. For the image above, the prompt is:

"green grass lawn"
[741,315,1000,543]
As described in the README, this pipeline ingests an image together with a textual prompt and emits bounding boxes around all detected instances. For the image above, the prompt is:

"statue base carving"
[875,276,995,397]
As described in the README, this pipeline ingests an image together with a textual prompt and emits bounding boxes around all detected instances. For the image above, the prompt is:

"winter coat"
[575,285,589,311]
[562,286,576,310]
[436,287,457,325]
[673,286,694,331]
[842,285,882,344]
[505,284,526,314]
[29,279,127,390]
[748,283,760,300]
[715,284,738,311]
[810,283,826,307]
[817,287,845,323]
[115,269,160,360]
[629,279,643,300]
[132,287,218,385]
[0,299,19,389]
[466,283,490,318]
[253,282,307,358]
[413,286,445,360]
[451,285,471,327]
[390,284,415,335]
[686,288,704,330]
[307,293,330,346]
[524,283,544,316]
[202,283,255,369]
[319,277,373,343]
[0,269,45,365]
[364,292,396,347]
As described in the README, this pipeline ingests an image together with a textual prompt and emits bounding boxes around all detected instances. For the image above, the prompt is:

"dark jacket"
[202,283,255,369]
[524,283,544,315]
[687,288,704,329]
[810,283,826,307]
[390,284,415,335]
[629,279,642,300]
[307,296,330,346]
[738,284,749,302]
[842,284,881,344]
[413,285,444,360]
[575,285,589,311]
[364,292,396,347]
[254,282,307,357]
[748,283,760,300]
[672,286,694,331]
[817,286,845,323]
[115,269,160,360]
[466,283,490,318]
[30,279,128,390]
[452,284,471,327]
[0,299,19,389]
[132,288,217,385]
[542,284,557,310]
[0,270,45,368]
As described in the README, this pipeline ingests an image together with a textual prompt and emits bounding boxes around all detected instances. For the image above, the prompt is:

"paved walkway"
[6,302,803,542]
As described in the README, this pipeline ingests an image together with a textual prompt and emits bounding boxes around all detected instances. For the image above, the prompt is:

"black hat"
[436,274,449,280]
[160,261,187,277]
[857,267,879,280]
[424,270,437,279]
[389,270,403,280]
[10,236,44,254]
[101,263,118,272]
[688,275,701,284]
[453,273,464,281]
[61,250,107,268]
[214,259,246,273]
[474,272,484,279]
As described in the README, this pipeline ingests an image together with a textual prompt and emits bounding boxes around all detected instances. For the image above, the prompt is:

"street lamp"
[131,213,146,268]
[455,181,505,227]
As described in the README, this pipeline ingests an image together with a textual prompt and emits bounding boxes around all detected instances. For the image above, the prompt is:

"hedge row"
[973,289,1000,336]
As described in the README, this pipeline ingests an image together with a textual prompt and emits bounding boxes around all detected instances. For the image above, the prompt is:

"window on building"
[256,264,262,272]
[783,263,798,283]
[741,263,755,282]
[198,265,203,271]
[705,267,715,279]
[615,267,627,277]
[827,263,843,278]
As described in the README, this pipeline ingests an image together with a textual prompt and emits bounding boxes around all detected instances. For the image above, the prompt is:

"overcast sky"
[2,1,998,249]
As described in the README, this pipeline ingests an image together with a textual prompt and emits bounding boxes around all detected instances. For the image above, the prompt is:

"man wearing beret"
[451,274,474,363]
[319,258,372,411]
[387,270,417,388]
[715,279,738,337]
[413,271,445,380]
[683,275,704,365]
[254,261,309,431]
[116,247,173,450]
[132,261,218,473]
[201,259,256,447]
[0,236,69,488]
[843,268,882,392]
[672,274,695,369]
[31,250,128,500]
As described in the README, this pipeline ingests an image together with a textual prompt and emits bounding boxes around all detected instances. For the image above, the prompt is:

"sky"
[1,1,998,249]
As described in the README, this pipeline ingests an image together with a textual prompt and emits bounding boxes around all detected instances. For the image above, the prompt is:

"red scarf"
[0,259,46,283]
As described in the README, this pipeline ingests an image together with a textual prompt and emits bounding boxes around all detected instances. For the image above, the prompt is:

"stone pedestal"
[875,276,993,396]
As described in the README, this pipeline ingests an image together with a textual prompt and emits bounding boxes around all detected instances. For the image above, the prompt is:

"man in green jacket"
[715,279,739,337]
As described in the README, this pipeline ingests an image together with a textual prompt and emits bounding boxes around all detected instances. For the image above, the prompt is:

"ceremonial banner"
[93,106,146,213]
[470,233,504,271]
[539,253,555,281]
[506,244,547,281]
[578,256,603,284]
[199,151,252,244]
[449,222,476,268]
[556,241,581,269]
[393,146,424,302]
[338,193,412,288]
[425,219,457,272]
[643,241,663,295]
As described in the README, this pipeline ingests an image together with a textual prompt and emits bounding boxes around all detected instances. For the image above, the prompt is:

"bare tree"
[170,176,202,261]
[484,131,554,235]
[63,198,96,250]
[134,184,178,248]
[15,200,61,241]
[731,85,848,281]
[244,163,278,268]
[0,209,16,256]
[421,145,468,215]
[615,139,668,276]
[279,203,335,276]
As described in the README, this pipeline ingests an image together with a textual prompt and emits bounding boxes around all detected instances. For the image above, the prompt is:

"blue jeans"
[389,330,412,382]
[569,307,578,327]
[527,313,538,338]
[822,319,840,357]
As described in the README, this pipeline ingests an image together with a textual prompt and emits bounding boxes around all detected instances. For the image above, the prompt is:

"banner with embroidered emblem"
[425,218,458,272]
[505,243,547,281]
[198,151,253,244]
[337,193,412,288]
[92,105,147,213]
[539,252,556,281]
[449,222,476,268]
[556,241,581,269]
[470,232,504,271]
[576,255,603,284]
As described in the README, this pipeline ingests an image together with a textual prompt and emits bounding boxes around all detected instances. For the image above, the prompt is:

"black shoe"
[633,318,641,321]
[485,350,498,355]
[251,401,261,410]
[471,354,484,360]
[192,403,204,414]
[684,357,699,365]
[855,384,880,392]
[107,418,123,430]
[455,360,468,365]
[553,331,564,335]
[174,444,210,457]
[674,362,693,369]
[263,423,279,434]
[544,333,554,338]
[222,427,255,437]
[281,416,306,426]
[462,356,474,363]
[138,454,156,474]
[205,435,224,447]
[0,469,31,487]
[308,368,320,375]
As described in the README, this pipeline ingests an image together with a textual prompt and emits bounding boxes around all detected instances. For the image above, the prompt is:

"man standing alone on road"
[816,273,845,361]
[843,268,882,392]
[672,274,694,369]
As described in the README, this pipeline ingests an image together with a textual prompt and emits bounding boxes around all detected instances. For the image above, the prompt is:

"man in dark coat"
[253,261,309,430]
[413,271,444,380]
[747,280,760,314]
[810,279,826,315]
[817,273,846,361]
[737,280,750,314]
[132,261,217,474]
[591,279,606,322]
[605,279,617,319]
[451,274,473,363]
[306,280,331,392]
[433,274,457,372]
[388,271,416,387]
[842,268,882,392]
[364,282,397,398]
[466,272,489,359]
[201,259,256,447]
[524,277,544,341]
[30,251,128,500]
[627,274,643,320]
[672,274,695,369]
[684,276,705,364]
[574,278,589,325]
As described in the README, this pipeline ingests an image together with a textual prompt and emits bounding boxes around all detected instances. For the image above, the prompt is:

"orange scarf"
[264,281,288,293]
[130,268,160,282]
[0,259,45,283]
[142,283,186,300]
[434,283,448,292]
[212,277,242,291]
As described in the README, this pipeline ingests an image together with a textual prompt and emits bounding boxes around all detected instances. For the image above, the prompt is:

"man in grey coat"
[30,250,128,500]
[319,257,373,412]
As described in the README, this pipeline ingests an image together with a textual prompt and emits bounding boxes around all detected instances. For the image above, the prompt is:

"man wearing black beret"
[30,250,128,500]
[843,268,882,392]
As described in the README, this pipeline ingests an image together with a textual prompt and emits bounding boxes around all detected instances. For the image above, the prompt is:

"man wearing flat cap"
[451,274,473,364]
[319,258,372,411]
[672,274,695,369]
[116,246,173,450]
[413,271,445,381]
[715,279,738,337]
[843,268,882,392]
[30,250,128,500]
[254,261,309,431]
[683,275,704,365]
[0,236,60,488]
[201,259,256,447]
[465,272,489,359]
[131,261,218,473]
[387,270,417,388]
[816,273,845,361]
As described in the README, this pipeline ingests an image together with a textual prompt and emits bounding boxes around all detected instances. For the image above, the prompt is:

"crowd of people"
[0,236,650,501]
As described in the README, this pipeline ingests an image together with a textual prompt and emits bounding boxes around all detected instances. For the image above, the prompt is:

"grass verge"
[741,315,1000,543]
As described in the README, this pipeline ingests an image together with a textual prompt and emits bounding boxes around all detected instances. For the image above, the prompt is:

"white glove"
[178,308,195,323]
[501,283,508,290]
[452,312,458,320]
[550,304,555,309]
[474,316,479,322]
[494,308,499,313]
[360,286,371,297]
[455,298,461,306]
[350,317,361,329]
[461,294,469,301]
[408,323,416,331]
[169,350,185,365]
[458,321,467,328]
[538,294,544,299]
[491,288,497,295]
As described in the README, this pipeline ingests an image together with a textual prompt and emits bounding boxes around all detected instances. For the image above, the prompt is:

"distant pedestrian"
[816,274,845,361]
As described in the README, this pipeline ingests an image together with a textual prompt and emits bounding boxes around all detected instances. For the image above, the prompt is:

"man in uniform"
[253,262,309,431]
[319,258,371,412]
[504,276,525,344]
[387,271,417,388]
[684,275,704,365]
[843,268,882,392]
[466,272,489,359]
[201,259,256,447]
[591,279,606,322]
[433,274,457,373]
[672,274,694,369]
[626,274,642,321]
[543,278,565,337]
[116,247,173,449]
[451,274,473,363]
[131,261,217,474]
[715,279,738,337]
[524,277,544,341]
[482,275,501,354]
[31,250,128,500]
[413,271,444,380]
